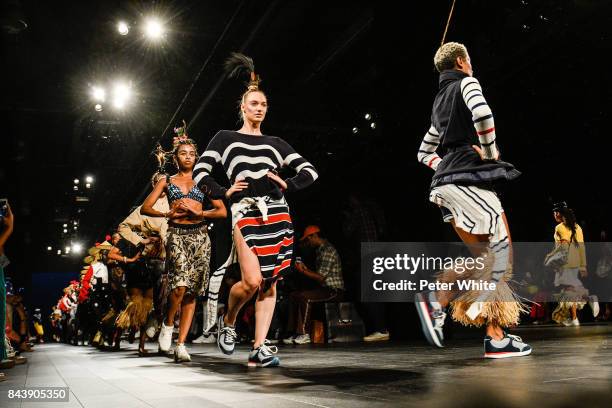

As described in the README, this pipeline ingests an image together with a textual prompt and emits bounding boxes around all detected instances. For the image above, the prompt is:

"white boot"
[174,343,191,362]
[158,323,173,352]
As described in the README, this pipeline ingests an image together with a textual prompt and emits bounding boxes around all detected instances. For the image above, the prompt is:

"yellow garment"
[554,223,586,270]
[117,197,169,258]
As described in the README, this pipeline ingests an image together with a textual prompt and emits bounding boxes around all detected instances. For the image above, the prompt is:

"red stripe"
[477,127,495,136]
[252,237,294,256]
[273,258,293,276]
[237,213,292,228]
[427,156,440,168]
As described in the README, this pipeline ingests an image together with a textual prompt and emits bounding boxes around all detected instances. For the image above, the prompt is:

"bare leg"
[178,294,196,344]
[225,225,262,326]
[166,287,185,327]
[253,284,277,348]
[571,304,578,320]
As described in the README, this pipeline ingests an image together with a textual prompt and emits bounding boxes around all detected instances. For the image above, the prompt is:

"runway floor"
[1,324,610,408]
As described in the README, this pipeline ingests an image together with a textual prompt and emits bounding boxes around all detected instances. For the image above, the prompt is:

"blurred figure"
[284,226,344,344]
[549,202,599,325]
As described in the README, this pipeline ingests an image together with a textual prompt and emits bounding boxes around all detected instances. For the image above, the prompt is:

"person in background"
[284,226,344,344]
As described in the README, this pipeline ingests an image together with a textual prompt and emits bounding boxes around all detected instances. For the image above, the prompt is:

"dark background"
[1,0,610,315]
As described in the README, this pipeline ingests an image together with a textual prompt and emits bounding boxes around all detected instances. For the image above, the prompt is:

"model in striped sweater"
[193,53,318,367]
[415,42,532,359]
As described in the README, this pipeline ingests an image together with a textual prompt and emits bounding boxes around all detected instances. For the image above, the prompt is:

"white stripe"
[201,150,221,163]
[283,152,302,166]
[221,142,283,165]
[194,162,212,173]
[304,167,318,180]
[295,161,313,172]
[193,172,205,185]
[242,229,293,241]
[234,168,270,181]
[227,155,277,176]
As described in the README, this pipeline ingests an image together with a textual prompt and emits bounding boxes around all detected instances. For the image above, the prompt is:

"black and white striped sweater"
[418,70,499,171]
[193,130,318,201]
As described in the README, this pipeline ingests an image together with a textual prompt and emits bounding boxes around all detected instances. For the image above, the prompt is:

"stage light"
[57,250,62,255]
[72,243,83,253]
[63,229,68,233]
[73,226,78,231]
[85,176,94,183]
[47,246,52,251]
[73,185,78,191]
[112,82,131,110]
[65,246,71,254]
[92,86,106,102]
[95,104,103,112]
[144,18,164,40]
[85,183,91,189]
[73,178,79,184]
[352,127,359,134]
[370,122,377,129]
[63,224,68,228]
[365,113,372,120]
[117,21,129,35]
[73,221,78,225]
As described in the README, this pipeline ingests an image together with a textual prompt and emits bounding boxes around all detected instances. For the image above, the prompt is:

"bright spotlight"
[73,185,78,191]
[63,224,67,228]
[57,250,62,255]
[63,229,68,234]
[85,183,91,189]
[144,18,164,39]
[72,243,83,253]
[112,82,131,110]
[95,104,103,112]
[65,246,71,254]
[364,113,372,120]
[370,122,377,129]
[92,86,106,102]
[85,176,94,183]
[47,246,52,251]
[73,178,79,184]
[352,127,359,134]
[117,21,129,35]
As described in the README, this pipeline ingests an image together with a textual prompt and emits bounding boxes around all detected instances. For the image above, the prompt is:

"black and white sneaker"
[415,292,446,348]
[217,315,237,355]
[248,343,280,367]
[484,332,532,359]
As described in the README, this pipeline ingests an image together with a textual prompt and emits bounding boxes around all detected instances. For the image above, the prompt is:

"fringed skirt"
[167,221,211,295]
[204,196,294,331]
[430,183,527,327]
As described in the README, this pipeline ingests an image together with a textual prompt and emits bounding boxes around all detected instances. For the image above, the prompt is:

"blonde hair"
[434,42,468,72]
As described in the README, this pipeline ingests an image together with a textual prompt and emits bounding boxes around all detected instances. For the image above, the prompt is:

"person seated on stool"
[284,225,345,344]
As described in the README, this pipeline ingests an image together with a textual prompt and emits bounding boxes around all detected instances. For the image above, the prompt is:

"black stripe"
[419,149,435,154]
[474,113,493,124]
[456,185,495,235]
[464,88,481,99]
[461,211,476,233]
[466,186,500,235]
[427,130,439,137]
[422,140,439,146]
[481,138,496,147]
[490,237,509,250]
[466,92,483,105]
[461,80,479,94]
[470,102,488,110]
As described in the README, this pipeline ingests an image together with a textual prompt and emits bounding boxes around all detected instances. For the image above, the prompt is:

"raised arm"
[118,206,146,246]
[417,125,442,170]
[460,77,499,160]
[278,139,318,192]
[193,133,228,199]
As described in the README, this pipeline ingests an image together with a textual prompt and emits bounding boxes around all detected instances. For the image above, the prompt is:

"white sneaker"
[145,316,158,338]
[589,295,600,317]
[293,334,311,344]
[363,331,390,342]
[158,323,173,352]
[174,343,191,362]
[282,335,295,345]
[192,333,216,344]
[571,318,580,326]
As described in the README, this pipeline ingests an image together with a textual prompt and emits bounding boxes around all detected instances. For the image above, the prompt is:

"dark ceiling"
[1,0,611,286]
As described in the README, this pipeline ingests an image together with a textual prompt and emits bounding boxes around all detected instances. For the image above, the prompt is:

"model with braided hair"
[141,125,227,362]
[193,52,318,367]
